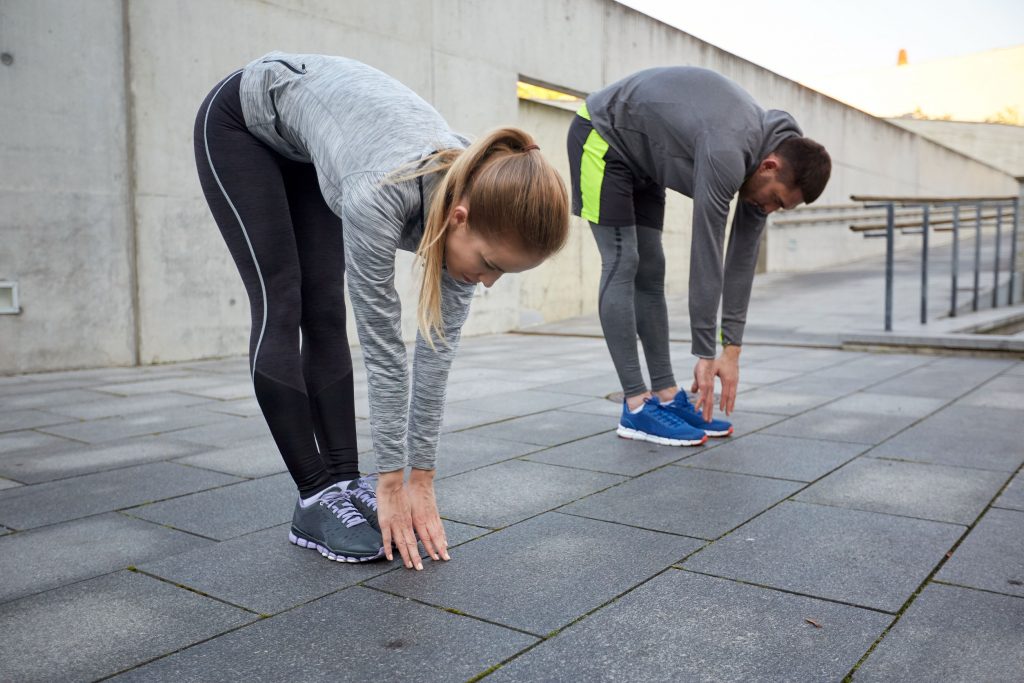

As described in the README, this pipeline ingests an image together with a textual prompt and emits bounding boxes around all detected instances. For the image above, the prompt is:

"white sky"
[616,0,1024,84]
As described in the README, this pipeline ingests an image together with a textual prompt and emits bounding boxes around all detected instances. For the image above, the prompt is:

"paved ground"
[1,321,1023,680]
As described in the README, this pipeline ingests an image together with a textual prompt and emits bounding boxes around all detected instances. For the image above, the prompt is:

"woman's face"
[443,205,543,287]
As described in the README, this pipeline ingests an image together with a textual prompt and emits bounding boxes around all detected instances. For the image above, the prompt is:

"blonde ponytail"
[409,127,569,348]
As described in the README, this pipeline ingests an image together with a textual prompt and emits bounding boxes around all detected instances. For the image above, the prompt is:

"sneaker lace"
[349,476,378,512]
[647,400,686,429]
[320,489,365,528]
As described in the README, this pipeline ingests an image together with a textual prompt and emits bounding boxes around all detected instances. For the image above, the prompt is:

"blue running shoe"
[289,486,385,563]
[662,390,734,437]
[618,397,707,446]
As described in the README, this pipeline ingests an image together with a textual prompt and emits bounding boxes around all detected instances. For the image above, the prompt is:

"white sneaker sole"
[617,425,706,446]
[704,427,734,437]
[288,531,385,563]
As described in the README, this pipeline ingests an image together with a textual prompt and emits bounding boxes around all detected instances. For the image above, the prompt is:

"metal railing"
[849,194,1021,331]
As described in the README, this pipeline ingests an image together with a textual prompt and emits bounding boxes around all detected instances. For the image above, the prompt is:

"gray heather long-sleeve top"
[238,51,475,473]
[585,67,802,358]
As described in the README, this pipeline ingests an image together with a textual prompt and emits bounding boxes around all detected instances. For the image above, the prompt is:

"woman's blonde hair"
[397,127,569,347]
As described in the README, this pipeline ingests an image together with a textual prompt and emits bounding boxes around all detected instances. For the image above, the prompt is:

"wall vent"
[0,281,20,314]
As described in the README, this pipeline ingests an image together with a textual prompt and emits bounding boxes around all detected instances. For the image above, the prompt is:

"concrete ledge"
[843,332,1024,358]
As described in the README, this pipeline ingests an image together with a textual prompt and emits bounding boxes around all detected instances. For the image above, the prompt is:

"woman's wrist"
[378,469,406,492]
[409,467,435,486]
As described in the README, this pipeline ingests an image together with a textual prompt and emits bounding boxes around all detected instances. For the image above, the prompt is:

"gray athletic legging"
[591,224,677,398]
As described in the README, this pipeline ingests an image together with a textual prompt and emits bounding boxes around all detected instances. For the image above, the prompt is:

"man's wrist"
[721,343,742,359]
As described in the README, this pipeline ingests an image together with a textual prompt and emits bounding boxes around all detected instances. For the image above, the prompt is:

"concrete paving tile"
[0,409,76,433]
[447,389,588,417]
[957,375,1024,411]
[795,458,1007,524]
[868,405,1024,472]
[139,523,393,614]
[558,397,621,418]
[44,390,214,420]
[434,460,625,528]
[811,354,932,381]
[441,404,508,432]
[443,520,491,548]
[0,388,113,411]
[368,512,701,635]
[177,357,251,375]
[994,472,1024,511]
[0,377,105,398]
[173,438,286,478]
[127,473,295,540]
[461,410,615,447]
[523,431,688,476]
[853,584,1024,682]
[0,436,205,484]
[752,352,853,373]
[763,408,917,444]
[0,525,9,536]
[442,379,537,401]
[684,501,964,612]
[935,508,1024,597]
[928,356,1014,376]
[204,396,263,417]
[0,462,241,530]
[0,513,213,604]
[489,569,890,683]
[0,429,79,456]
[110,586,536,683]
[736,366,803,387]
[38,406,227,444]
[93,374,238,397]
[722,409,790,434]
[0,477,21,490]
[730,389,835,415]
[772,372,880,395]
[868,365,1001,399]
[434,431,542,479]
[168,415,273,448]
[826,392,948,417]
[681,434,867,482]
[0,570,253,683]
[176,380,255,401]
[564,466,801,539]
[537,373,622,398]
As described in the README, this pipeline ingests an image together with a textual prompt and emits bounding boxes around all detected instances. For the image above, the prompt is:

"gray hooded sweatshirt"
[585,67,802,358]
[239,51,475,473]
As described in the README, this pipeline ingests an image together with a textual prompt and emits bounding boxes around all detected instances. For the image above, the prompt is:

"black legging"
[193,71,358,496]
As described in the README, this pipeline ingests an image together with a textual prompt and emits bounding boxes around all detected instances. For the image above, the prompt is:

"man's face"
[738,155,804,215]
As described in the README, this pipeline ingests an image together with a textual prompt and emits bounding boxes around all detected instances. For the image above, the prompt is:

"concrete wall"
[2,0,1019,373]
[0,0,136,372]
[888,119,1024,179]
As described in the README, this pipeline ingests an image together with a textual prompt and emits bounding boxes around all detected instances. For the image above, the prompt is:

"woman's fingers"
[415,519,439,561]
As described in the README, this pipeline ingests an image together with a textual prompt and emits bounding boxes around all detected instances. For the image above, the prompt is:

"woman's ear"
[450,204,469,227]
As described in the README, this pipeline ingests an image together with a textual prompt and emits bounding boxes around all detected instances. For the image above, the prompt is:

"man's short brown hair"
[773,137,831,204]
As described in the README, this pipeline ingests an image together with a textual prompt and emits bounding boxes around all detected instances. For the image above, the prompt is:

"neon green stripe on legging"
[580,126,609,224]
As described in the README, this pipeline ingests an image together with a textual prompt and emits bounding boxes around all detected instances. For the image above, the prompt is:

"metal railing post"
[993,204,1003,308]
[921,205,930,324]
[885,203,895,332]
[972,202,982,311]
[950,203,960,316]
[1011,197,1020,305]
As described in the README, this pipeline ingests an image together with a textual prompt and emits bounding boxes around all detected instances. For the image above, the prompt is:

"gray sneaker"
[346,474,379,532]
[289,486,384,562]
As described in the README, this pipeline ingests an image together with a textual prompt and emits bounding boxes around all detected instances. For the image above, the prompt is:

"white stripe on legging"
[203,71,267,381]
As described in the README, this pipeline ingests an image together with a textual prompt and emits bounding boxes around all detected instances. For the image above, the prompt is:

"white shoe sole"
[617,425,706,446]
[288,531,385,563]
[704,427,733,437]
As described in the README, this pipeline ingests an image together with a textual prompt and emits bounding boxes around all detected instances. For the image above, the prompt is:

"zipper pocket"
[262,58,306,75]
